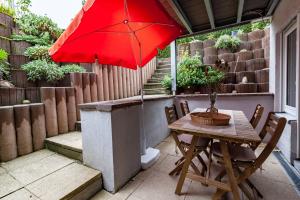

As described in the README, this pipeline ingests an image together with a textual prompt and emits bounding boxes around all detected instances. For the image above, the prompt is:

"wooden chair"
[165,105,209,176]
[180,101,190,116]
[212,112,287,199]
[249,104,264,129]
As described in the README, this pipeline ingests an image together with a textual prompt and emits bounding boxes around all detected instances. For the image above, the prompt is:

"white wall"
[270,0,300,111]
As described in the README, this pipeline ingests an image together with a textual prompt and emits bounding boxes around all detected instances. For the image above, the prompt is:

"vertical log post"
[82,72,92,103]
[30,103,46,151]
[90,73,98,102]
[55,88,69,134]
[0,106,17,162]
[95,64,104,101]
[70,73,83,120]
[108,66,114,100]
[41,87,58,137]
[113,66,119,99]
[122,68,128,98]
[14,104,33,156]
[103,65,110,101]
[66,87,77,131]
[118,67,124,99]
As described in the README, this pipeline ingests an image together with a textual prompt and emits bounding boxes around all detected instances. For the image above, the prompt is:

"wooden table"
[168,109,261,200]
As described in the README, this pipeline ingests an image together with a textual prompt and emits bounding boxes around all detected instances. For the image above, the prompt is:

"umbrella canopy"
[49,0,182,69]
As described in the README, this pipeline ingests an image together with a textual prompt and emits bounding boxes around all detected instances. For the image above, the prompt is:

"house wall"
[270,0,300,163]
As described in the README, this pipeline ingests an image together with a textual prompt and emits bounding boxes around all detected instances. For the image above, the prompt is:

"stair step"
[152,73,169,78]
[157,64,171,69]
[45,132,83,161]
[0,149,102,200]
[144,88,168,95]
[144,83,163,89]
[155,68,171,73]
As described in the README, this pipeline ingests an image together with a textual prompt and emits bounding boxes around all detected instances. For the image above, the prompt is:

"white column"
[170,41,177,95]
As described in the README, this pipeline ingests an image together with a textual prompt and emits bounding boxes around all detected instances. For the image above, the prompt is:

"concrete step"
[144,88,168,95]
[144,83,163,89]
[45,132,83,161]
[147,78,163,83]
[152,73,169,79]
[0,150,102,200]
[155,68,171,73]
[157,64,171,69]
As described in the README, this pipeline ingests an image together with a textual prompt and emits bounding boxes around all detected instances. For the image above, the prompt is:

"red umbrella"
[49,0,182,69]
[49,0,182,168]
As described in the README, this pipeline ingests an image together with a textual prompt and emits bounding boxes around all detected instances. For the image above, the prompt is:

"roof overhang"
[159,0,281,38]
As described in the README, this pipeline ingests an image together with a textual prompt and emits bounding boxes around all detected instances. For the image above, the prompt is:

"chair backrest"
[239,112,286,182]
[250,104,264,129]
[180,101,190,116]
[241,112,286,177]
[165,105,178,125]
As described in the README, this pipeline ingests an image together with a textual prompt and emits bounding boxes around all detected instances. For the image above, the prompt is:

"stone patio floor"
[92,136,300,200]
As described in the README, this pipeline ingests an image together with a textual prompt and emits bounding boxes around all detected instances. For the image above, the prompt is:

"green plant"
[158,45,170,58]
[24,45,51,60]
[251,20,270,31]
[161,75,172,90]
[21,60,64,82]
[215,35,240,52]
[204,66,225,88]
[176,54,206,88]
[13,13,63,45]
[61,64,86,74]
[16,0,31,16]
[0,49,10,80]
[0,3,15,17]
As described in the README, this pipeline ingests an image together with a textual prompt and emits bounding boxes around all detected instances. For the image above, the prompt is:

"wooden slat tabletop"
[168,108,261,144]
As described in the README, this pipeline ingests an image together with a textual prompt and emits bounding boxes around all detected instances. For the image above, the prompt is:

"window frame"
[282,22,297,116]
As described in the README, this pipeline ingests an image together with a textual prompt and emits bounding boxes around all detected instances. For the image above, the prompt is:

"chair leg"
[239,182,255,200]
[197,154,207,176]
[169,161,184,176]
[175,157,184,165]
[245,178,263,198]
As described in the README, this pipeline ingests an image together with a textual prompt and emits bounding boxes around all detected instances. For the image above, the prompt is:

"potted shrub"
[215,35,240,53]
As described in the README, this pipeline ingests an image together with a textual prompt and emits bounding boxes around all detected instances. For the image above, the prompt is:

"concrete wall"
[174,94,274,133]
[143,98,174,148]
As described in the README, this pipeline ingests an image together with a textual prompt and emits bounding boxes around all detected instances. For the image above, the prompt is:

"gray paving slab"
[0,173,23,198]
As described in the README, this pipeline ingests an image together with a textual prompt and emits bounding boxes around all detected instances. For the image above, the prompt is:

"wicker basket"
[190,112,231,126]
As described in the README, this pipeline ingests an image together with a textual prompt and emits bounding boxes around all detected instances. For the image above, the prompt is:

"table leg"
[219,141,241,200]
[175,135,198,195]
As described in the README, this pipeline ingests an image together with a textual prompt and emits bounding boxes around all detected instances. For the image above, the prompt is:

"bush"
[24,45,51,60]
[251,20,270,31]
[177,54,205,88]
[158,46,170,58]
[161,75,172,90]
[176,54,224,90]
[0,4,15,17]
[13,13,63,45]
[215,35,240,52]
[22,60,64,82]
[61,64,86,74]
[0,49,9,80]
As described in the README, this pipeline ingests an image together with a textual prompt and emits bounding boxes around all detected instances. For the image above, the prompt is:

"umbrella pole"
[139,63,160,170]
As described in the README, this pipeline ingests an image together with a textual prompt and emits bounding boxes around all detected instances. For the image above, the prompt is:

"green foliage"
[215,35,240,52]
[176,54,224,89]
[61,64,86,74]
[16,0,31,16]
[24,45,51,60]
[0,3,15,17]
[0,48,8,61]
[0,49,9,80]
[13,13,63,45]
[251,20,270,31]
[158,46,170,58]
[21,60,64,82]
[12,33,52,45]
[161,75,172,90]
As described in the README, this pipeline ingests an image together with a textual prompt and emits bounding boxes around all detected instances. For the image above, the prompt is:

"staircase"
[144,59,171,95]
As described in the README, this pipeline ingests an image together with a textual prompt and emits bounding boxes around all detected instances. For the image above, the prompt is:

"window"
[283,23,297,114]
